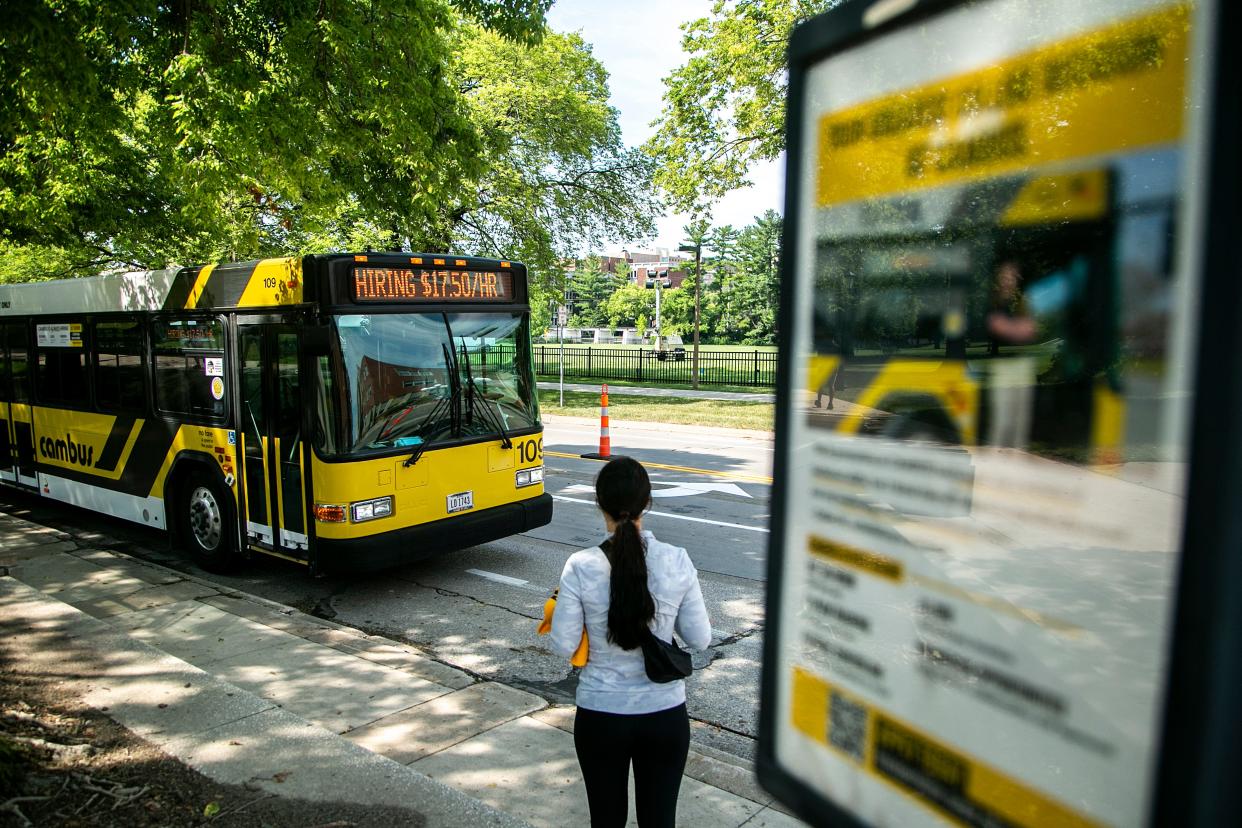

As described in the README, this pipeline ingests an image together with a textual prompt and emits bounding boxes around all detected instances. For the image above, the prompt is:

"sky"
[545,0,785,256]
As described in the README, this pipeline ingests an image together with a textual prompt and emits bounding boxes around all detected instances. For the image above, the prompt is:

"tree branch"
[703,129,783,165]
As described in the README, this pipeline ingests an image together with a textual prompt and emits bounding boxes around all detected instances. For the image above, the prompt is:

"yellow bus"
[0,253,551,573]
[805,167,1142,466]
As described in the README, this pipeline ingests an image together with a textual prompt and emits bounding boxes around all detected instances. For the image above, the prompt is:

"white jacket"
[549,530,712,714]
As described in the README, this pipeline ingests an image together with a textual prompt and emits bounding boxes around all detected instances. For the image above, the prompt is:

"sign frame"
[757,1,1241,826]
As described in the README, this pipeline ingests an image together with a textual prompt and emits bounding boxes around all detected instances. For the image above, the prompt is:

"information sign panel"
[35,323,83,348]
[761,1,1221,825]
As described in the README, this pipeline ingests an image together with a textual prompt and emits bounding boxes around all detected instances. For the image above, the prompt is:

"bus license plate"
[447,491,474,514]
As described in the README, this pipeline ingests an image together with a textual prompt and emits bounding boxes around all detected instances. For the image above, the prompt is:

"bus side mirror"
[303,324,332,356]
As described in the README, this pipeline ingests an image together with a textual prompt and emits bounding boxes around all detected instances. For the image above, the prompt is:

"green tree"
[569,255,618,328]
[453,0,554,44]
[660,285,693,336]
[1,0,496,277]
[434,27,657,289]
[677,218,711,343]
[0,2,655,287]
[730,210,782,343]
[603,283,655,328]
[645,0,836,213]
[703,224,739,341]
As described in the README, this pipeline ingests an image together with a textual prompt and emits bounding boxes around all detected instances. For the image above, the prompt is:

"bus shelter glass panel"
[769,1,1208,826]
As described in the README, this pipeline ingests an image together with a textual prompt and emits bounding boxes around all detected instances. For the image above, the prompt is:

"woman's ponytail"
[595,457,654,650]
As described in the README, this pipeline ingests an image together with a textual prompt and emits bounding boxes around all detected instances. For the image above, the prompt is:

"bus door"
[1,321,37,489]
[238,322,309,562]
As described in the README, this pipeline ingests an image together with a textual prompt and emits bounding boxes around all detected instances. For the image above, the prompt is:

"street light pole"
[679,242,703,389]
[654,279,662,351]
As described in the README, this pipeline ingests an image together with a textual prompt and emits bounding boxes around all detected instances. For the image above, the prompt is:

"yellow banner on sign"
[1000,169,1110,226]
[817,4,1189,207]
[791,667,1104,828]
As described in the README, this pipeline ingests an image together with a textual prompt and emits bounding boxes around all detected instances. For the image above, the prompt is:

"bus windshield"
[314,312,540,457]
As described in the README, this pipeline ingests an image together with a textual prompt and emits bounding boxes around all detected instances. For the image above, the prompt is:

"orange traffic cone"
[581,384,612,459]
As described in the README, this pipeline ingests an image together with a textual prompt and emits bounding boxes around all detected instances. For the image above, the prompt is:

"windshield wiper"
[401,393,453,468]
[443,341,462,438]
[459,340,512,449]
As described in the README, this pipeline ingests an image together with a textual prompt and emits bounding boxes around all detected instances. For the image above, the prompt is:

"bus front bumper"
[312,493,554,574]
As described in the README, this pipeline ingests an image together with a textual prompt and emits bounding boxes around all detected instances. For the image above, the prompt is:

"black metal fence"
[528,345,778,387]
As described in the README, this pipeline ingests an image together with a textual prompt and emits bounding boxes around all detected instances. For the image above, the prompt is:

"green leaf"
[1,3,656,287]
[645,0,841,213]
[203,801,220,818]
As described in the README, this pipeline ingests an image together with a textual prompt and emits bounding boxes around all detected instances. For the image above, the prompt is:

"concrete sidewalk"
[0,512,800,827]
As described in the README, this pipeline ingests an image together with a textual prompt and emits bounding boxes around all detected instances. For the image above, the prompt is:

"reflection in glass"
[808,161,1177,465]
[317,312,539,456]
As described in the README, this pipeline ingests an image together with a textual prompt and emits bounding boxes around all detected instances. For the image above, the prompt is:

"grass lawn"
[553,376,774,396]
[539,389,775,431]
[535,341,778,353]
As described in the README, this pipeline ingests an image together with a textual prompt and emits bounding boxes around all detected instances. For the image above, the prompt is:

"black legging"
[574,703,690,827]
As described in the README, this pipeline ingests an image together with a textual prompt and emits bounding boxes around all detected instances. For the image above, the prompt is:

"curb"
[1,517,779,817]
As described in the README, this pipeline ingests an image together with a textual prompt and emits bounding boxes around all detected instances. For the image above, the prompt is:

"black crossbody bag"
[601,539,693,683]
[640,629,692,683]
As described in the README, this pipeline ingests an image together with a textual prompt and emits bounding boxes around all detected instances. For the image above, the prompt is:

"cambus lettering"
[38,433,96,467]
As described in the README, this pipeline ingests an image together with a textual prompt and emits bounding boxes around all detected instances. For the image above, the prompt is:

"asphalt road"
[0,416,776,760]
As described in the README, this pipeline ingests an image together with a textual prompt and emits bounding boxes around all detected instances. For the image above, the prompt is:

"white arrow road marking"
[466,569,547,593]
[559,481,752,499]
[551,495,769,534]
[651,481,752,499]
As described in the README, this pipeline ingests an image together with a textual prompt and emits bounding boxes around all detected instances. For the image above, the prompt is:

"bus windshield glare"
[314,311,540,457]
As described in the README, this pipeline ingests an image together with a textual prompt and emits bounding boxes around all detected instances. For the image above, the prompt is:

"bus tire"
[178,471,238,573]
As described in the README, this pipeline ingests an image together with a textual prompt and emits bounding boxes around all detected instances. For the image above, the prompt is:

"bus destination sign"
[352,266,515,303]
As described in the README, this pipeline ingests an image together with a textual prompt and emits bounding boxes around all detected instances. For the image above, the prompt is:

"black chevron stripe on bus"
[35,418,180,498]
[116,418,183,496]
[196,260,259,309]
[93,415,138,473]
[160,270,197,310]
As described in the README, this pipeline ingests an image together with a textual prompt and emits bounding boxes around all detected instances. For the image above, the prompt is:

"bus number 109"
[517,438,543,464]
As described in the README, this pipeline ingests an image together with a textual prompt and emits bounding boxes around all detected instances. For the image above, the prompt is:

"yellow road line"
[545,450,772,484]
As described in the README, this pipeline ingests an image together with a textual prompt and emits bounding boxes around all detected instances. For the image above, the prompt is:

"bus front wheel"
[179,472,237,573]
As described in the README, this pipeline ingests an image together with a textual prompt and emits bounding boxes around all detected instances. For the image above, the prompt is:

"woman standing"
[549,456,712,827]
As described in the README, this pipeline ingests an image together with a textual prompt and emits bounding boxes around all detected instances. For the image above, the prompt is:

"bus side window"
[0,323,10,403]
[35,331,90,408]
[94,317,147,414]
[6,324,30,403]
[152,318,227,422]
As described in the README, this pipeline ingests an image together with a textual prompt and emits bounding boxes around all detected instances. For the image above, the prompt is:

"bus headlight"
[515,467,544,488]
[351,496,394,522]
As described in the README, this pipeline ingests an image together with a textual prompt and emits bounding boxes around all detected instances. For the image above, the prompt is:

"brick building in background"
[623,249,690,288]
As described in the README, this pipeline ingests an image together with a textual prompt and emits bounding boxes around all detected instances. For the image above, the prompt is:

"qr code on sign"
[829,690,867,763]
